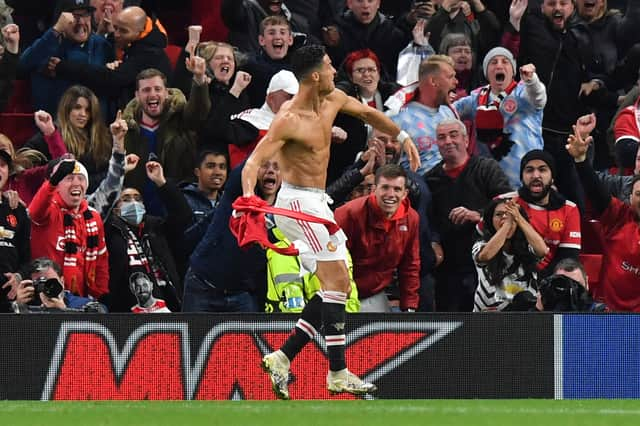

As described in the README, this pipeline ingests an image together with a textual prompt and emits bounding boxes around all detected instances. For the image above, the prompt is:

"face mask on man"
[119,201,146,225]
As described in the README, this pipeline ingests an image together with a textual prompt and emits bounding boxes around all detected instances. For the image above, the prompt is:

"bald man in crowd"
[48,6,171,110]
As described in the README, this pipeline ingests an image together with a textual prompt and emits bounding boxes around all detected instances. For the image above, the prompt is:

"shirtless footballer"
[241,44,420,400]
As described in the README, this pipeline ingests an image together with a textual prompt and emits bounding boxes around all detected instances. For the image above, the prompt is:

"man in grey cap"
[454,46,547,188]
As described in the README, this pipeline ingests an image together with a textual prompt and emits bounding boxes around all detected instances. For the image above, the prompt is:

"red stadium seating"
[165,44,183,72]
[4,79,33,113]
[0,112,35,149]
[581,219,605,254]
[193,0,228,42]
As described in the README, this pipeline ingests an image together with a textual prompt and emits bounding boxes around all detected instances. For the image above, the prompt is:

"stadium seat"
[0,112,35,149]
[165,44,183,71]
[193,0,228,42]
[3,79,33,113]
[581,219,605,254]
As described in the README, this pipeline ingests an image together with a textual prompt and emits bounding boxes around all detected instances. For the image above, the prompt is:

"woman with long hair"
[24,85,111,193]
[472,197,548,311]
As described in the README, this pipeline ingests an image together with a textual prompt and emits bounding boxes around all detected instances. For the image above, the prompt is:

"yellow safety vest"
[265,228,360,313]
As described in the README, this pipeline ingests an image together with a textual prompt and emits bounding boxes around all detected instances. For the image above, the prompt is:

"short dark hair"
[29,257,63,277]
[290,44,326,81]
[195,149,228,169]
[136,68,167,90]
[631,174,640,193]
[129,271,152,289]
[374,164,407,185]
[554,258,588,285]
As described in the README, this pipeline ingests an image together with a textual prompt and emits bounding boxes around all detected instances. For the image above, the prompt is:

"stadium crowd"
[0,0,638,314]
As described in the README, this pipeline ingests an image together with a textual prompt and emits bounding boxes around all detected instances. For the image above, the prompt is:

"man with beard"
[121,58,210,216]
[568,121,640,311]
[505,0,603,210]
[19,0,113,114]
[128,272,170,313]
[497,149,581,278]
[183,158,282,313]
[387,54,459,176]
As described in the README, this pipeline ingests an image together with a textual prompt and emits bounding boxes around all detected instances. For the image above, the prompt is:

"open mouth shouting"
[69,187,84,202]
[528,178,545,194]
[261,175,277,193]
[146,99,162,116]
[495,72,506,83]
[270,40,286,57]
[71,23,90,42]
[552,11,566,28]
[582,1,597,13]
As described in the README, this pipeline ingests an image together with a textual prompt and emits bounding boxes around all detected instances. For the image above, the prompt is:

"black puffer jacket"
[327,10,411,79]
[221,0,313,54]
[515,10,596,132]
[585,3,640,89]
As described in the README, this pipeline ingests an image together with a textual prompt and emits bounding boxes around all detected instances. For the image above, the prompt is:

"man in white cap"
[222,69,300,168]
[29,159,109,300]
[454,47,547,188]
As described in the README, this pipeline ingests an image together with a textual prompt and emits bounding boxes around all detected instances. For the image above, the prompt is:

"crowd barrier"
[0,313,635,400]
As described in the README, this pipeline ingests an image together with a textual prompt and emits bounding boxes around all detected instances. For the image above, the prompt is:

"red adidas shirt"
[598,198,640,312]
[513,196,581,271]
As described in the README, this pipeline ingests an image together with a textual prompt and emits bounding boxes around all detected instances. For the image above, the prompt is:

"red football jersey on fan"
[598,198,640,312]
[514,197,581,271]
[614,105,640,143]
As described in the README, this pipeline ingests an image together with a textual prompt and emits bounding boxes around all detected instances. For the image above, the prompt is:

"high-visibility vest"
[265,227,360,313]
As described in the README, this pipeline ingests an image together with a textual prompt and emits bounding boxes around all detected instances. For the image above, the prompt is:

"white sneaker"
[261,350,291,400]
[327,369,377,395]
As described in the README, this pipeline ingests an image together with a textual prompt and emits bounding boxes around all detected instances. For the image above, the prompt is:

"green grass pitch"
[2,400,640,426]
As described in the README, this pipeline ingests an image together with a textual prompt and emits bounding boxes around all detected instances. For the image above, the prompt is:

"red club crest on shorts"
[326,241,337,252]
[6,214,17,228]
[503,98,518,114]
